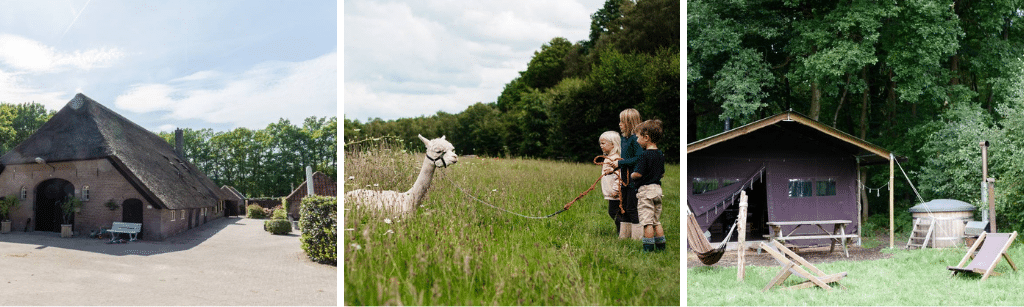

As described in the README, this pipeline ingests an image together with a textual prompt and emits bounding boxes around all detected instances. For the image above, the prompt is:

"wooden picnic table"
[766,220,857,257]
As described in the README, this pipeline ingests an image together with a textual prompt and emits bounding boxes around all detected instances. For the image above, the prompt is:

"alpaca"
[346,134,458,215]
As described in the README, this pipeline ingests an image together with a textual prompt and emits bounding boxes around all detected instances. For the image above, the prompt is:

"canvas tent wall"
[687,111,900,247]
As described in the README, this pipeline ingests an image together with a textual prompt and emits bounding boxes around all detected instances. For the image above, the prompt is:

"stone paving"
[0,216,336,306]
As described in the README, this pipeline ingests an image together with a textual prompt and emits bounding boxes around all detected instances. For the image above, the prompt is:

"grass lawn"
[344,146,680,306]
[687,235,1024,305]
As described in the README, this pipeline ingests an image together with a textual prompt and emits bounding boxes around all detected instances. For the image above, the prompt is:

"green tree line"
[689,0,1024,232]
[158,117,337,198]
[344,0,680,163]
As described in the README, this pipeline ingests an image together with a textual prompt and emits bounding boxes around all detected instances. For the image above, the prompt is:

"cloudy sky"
[344,0,606,122]
[0,0,337,132]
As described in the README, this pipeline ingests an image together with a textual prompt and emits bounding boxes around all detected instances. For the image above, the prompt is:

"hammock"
[687,207,739,265]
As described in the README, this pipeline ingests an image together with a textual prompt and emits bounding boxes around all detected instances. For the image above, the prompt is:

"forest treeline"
[689,0,1024,232]
[0,101,336,199]
[344,0,680,163]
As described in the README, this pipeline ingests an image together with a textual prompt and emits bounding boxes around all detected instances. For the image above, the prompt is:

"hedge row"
[299,195,336,265]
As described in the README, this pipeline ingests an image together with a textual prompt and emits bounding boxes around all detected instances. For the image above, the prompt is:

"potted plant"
[0,194,20,234]
[60,196,82,238]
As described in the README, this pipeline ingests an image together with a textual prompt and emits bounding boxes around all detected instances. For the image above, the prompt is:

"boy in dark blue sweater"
[631,119,666,252]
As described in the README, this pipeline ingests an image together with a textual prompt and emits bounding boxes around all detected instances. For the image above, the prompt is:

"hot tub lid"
[908,199,977,213]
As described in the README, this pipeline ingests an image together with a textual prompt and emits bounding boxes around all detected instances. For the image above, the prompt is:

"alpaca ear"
[418,134,430,146]
[441,135,446,140]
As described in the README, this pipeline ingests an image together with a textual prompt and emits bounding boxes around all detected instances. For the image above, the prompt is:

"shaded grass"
[344,152,680,305]
[687,239,1024,306]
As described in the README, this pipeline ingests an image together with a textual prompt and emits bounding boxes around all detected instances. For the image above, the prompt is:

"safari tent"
[687,111,900,247]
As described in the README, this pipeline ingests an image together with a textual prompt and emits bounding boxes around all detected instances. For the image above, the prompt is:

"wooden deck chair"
[948,231,1018,281]
[760,240,847,292]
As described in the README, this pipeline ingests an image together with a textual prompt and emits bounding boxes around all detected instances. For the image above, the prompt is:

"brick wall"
[0,159,222,240]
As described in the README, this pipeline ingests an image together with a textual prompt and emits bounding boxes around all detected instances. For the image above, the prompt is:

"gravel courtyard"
[0,216,336,306]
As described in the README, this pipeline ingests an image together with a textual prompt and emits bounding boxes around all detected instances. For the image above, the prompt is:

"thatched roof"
[221,185,246,200]
[0,93,225,210]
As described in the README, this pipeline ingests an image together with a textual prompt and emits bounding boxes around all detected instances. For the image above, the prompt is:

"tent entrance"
[708,178,770,243]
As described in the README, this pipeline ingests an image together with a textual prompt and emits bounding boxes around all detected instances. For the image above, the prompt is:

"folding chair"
[948,231,1018,281]
[760,240,847,292]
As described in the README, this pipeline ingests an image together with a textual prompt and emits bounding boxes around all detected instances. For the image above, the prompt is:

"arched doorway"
[35,179,74,232]
[122,198,144,239]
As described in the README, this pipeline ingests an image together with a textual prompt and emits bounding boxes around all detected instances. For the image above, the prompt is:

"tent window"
[816,179,837,196]
[692,178,719,195]
[788,179,813,198]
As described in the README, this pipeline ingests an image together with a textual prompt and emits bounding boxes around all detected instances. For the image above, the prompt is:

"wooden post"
[737,191,748,281]
[889,153,895,249]
[988,178,997,233]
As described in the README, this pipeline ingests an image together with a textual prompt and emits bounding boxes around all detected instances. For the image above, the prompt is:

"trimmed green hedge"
[300,195,336,265]
[271,206,287,220]
[247,204,268,219]
[264,219,292,235]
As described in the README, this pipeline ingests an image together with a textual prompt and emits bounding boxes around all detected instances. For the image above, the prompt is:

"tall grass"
[344,141,680,305]
[688,239,1024,305]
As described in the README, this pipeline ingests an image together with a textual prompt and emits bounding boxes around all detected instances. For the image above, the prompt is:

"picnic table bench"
[108,222,141,242]
[765,220,857,257]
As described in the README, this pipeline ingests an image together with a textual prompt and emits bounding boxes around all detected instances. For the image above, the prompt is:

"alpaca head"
[418,134,458,168]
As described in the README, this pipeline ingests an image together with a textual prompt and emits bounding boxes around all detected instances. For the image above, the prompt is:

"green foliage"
[913,103,1001,204]
[344,146,681,305]
[0,194,20,221]
[60,196,82,225]
[247,204,269,219]
[271,206,287,220]
[0,102,55,153]
[158,116,337,198]
[264,219,291,235]
[300,195,337,265]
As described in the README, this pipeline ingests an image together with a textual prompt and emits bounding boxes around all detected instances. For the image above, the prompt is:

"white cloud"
[0,34,124,73]
[344,0,603,121]
[0,69,68,109]
[114,52,337,129]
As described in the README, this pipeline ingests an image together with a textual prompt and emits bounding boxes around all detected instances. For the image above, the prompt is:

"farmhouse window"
[20,186,26,200]
[788,179,813,198]
[816,179,837,196]
[82,186,90,201]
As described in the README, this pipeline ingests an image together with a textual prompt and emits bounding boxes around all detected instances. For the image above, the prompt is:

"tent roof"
[687,111,897,165]
[0,93,225,209]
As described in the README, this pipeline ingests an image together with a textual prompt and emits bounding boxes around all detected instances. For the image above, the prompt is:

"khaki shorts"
[637,184,663,226]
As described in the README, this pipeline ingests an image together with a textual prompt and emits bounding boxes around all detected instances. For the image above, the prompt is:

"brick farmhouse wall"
[0,159,222,240]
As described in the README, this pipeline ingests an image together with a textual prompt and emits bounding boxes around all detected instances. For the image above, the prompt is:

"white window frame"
[81,186,90,201]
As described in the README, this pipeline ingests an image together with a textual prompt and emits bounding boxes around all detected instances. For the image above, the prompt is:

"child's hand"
[606,160,619,168]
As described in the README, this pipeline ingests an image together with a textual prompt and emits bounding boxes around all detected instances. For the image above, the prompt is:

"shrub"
[300,195,337,265]
[264,219,292,235]
[271,205,287,220]
[247,204,268,219]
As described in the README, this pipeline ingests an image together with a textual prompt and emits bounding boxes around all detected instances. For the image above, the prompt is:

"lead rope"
[440,155,625,219]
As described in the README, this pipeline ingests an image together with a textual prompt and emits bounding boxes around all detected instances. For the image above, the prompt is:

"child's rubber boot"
[642,237,656,253]
[655,236,666,251]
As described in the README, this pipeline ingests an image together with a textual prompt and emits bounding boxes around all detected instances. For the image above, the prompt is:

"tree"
[521,37,573,90]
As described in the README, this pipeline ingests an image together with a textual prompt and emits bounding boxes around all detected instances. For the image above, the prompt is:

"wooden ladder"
[906,218,935,249]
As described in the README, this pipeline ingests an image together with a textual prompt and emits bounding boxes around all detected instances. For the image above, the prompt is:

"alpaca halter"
[426,152,449,168]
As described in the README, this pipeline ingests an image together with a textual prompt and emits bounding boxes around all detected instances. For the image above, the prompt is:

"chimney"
[306,166,315,196]
[175,128,185,159]
[724,118,733,132]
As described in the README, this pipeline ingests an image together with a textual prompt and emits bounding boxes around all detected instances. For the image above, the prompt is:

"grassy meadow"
[343,141,680,305]
[688,236,1024,306]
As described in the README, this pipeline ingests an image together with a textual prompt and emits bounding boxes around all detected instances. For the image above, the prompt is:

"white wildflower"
[348,176,355,180]
[384,218,392,224]
[350,243,362,250]
[385,229,394,235]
